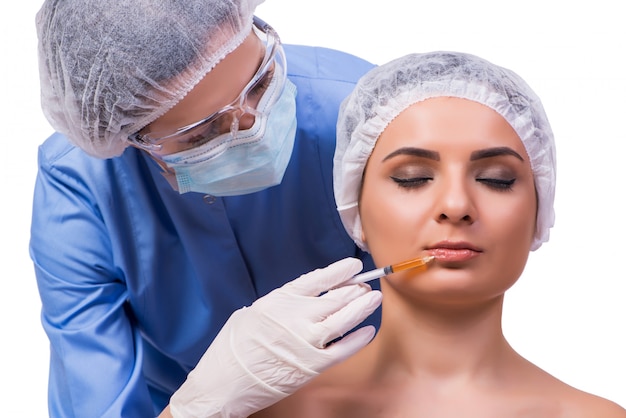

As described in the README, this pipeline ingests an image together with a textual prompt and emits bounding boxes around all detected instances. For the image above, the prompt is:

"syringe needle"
[345,255,435,285]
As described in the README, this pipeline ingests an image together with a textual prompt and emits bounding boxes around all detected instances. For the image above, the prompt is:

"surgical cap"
[36,0,264,158]
[334,51,556,252]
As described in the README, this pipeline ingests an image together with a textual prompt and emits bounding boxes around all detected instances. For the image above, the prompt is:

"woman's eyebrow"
[470,147,524,162]
[382,147,440,162]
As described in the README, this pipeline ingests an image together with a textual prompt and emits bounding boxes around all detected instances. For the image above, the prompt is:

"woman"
[252,52,626,417]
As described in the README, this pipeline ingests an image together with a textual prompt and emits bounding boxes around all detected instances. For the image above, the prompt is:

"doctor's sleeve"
[29,145,154,418]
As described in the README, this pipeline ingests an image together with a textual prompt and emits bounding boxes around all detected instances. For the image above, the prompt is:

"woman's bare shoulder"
[567,391,626,418]
[548,378,626,418]
[250,359,372,418]
[249,380,359,418]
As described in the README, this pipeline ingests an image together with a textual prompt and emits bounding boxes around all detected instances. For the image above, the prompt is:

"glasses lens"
[174,109,240,150]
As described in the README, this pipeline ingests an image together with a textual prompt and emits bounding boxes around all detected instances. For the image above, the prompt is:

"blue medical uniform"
[30,44,379,417]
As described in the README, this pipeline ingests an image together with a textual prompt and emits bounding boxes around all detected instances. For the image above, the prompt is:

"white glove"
[169,257,382,418]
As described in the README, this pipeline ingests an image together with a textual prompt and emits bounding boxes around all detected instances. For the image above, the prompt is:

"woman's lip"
[426,248,481,262]
[427,241,482,251]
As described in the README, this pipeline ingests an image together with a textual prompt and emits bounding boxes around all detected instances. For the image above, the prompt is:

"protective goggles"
[128,17,286,155]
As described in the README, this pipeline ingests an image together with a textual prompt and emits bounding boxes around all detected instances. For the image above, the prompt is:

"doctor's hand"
[168,257,382,418]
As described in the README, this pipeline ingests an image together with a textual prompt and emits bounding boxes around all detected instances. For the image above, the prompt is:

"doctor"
[31,0,382,417]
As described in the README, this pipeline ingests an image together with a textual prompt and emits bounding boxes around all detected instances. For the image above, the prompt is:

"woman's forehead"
[377,97,526,154]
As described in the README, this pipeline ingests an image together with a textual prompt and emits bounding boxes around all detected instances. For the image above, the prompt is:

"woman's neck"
[365,290,515,386]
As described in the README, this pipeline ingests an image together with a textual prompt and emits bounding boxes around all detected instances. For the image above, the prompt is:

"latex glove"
[169,257,382,418]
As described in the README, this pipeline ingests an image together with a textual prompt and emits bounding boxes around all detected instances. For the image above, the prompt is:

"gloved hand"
[169,257,382,418]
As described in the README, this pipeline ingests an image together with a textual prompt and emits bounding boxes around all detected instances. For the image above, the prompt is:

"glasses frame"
[128,16,285,154]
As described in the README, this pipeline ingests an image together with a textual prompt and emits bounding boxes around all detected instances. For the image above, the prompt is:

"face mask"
[161,77,298,196]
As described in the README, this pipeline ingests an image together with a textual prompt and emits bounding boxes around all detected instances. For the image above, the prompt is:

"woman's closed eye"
[390,175,433,188]
[476,176,516,190]
[389,165,435,189]
[391,175,516,190]
[475,166,517,190]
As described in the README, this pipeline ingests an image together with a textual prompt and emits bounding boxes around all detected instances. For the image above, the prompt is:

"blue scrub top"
[30,44,379,417]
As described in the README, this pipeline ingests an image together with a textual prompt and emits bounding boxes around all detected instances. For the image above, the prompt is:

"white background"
[2,1,624,415]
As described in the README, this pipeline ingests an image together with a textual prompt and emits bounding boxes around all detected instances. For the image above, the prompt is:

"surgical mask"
[160,78,297,196]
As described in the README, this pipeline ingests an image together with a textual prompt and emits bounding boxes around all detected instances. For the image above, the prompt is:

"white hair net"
[334,51,556,252]
[36,0,264,158]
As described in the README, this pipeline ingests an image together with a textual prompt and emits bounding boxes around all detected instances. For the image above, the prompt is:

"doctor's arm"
[30,146,155,417]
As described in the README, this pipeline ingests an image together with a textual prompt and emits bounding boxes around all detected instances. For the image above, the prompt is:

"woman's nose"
[435,177,476,224]
[438,211,473,223]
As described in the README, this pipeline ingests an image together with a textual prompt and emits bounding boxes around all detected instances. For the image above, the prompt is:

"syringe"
[345,255,435,285]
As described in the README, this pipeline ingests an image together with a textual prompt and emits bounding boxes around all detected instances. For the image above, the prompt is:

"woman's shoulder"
[529,365,626,418]
[560,388,626,418]
[251,356,370,418]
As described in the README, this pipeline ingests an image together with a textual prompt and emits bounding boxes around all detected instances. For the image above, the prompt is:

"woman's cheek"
[361,191,423,260]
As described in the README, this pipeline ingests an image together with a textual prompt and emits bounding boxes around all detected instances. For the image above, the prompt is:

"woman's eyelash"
[476,177,516,190]
[390,176,432,188]
[390,176,516,191]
